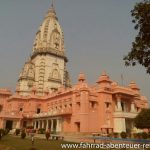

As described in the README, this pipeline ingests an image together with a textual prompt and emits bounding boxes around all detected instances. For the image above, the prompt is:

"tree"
[134,108,150,131]
[124,0,150,73]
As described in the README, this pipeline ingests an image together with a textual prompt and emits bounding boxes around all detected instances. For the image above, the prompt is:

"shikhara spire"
[17,1,71,96]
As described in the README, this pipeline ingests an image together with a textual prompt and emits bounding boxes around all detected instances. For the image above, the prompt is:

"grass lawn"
[0,135,97,150]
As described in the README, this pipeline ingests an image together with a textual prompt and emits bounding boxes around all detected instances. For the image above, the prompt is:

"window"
[91,102,95,109]
[121,102,124,111]
[105,102,110,108]
[37,108,41,114]
[51,87,58,92]
[52,69,59,79]
[76,102,80,110]
[19,108,23,112]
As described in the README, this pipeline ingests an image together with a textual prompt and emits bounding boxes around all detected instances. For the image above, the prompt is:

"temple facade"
[0,3,148,134]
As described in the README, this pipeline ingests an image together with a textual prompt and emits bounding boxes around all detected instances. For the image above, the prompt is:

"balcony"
[113,111,138,118]
[0,111,23,119]
[33,108,72,118]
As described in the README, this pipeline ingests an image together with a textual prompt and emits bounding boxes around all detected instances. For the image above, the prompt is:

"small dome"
[97,71,111,83]
[111,82,118,86]
[78,73,86,82]
[129,81,140,90]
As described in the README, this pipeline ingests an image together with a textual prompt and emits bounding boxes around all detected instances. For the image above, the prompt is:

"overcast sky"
[0,0,149,101]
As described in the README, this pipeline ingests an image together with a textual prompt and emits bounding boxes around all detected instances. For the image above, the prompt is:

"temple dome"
[97,71,111,83]
[32,6,65,52]
[78,73,86,82]
[128,81,140,91]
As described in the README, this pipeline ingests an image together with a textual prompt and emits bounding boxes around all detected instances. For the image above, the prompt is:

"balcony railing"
[33,108,72,118]
[113,111,138,118]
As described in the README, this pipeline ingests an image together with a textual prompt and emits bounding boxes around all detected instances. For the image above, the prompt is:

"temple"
[0,3,148,134]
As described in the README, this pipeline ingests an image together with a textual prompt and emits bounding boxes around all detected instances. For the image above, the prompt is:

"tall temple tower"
[17,3,71,96]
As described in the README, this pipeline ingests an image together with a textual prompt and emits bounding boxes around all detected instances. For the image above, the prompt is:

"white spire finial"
[51,0,55,9]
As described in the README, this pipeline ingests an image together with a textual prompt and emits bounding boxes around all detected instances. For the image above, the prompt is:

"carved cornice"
[31,48,68,62]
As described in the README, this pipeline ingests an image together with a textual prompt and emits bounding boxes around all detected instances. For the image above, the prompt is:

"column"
[131,102,136,112]
[34,121,36,129]
[38,120,40,129]
[117,100,122,111]
[42,120,44,129]
[51,119,53,132]
[16,120,21,129]
[56,119,59,132]
[116,95,122,112]
[1,120,5,129]
[46,120,49,131]
[59,119,62,132]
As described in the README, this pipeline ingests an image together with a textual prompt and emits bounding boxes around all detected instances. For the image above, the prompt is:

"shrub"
[108,133,113,137]
[45,132,50,140]
[134,133,142,139]
[21,131,26,139]
[127,132,131,138]
[0,129,5,136]
[4,129,9,135]
[15,129,20,136]
[38,128,45,134]
[27,126,34,129]
[113,132,119,138]
[141,132,148,139]
[120,132,127,138]
[50,131,56,134]
[148,132,150,138]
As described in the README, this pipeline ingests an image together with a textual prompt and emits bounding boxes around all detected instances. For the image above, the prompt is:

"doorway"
[75,122,80,132]
[5,120,13,130]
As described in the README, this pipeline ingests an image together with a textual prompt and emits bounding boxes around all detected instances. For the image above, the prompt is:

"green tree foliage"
[134,108,150,130]
[124,0,150,73]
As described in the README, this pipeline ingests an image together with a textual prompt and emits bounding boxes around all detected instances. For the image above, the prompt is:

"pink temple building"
[0,3,148,134]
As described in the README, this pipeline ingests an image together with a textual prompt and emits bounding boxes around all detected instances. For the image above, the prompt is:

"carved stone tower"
[18,3,71,96]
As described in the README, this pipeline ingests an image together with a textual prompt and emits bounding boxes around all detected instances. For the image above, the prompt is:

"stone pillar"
[51,119,53,132]
[114,118,126,132]
[46,120,49,131]
[131,102,136,112]
[42,120,44,129]
[34,121,36,129]
[0,119,4,129]
[38,120,40,129]
[16,120,21,129]
[59,119,62,132]
[56,119,59,132]
[116,96,122,111]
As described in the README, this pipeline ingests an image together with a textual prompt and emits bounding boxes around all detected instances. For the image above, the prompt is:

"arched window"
[51,30,60,49]
[52,69,59,79]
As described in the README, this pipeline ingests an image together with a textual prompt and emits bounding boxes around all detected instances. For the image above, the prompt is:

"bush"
[148,132,150,138]
[0,129,5,136]
[133,133,142,139]
[127,132,131,138]
[141,132,148,139]
[113,132,119,138]
[45,132,50,140]
[120,132,127,138]
[27,126,34,129]
[38,128,45,134]
[15,129,20,136]
[21,131,26,139]
[50,131,56,134]
[4,129,9,135]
